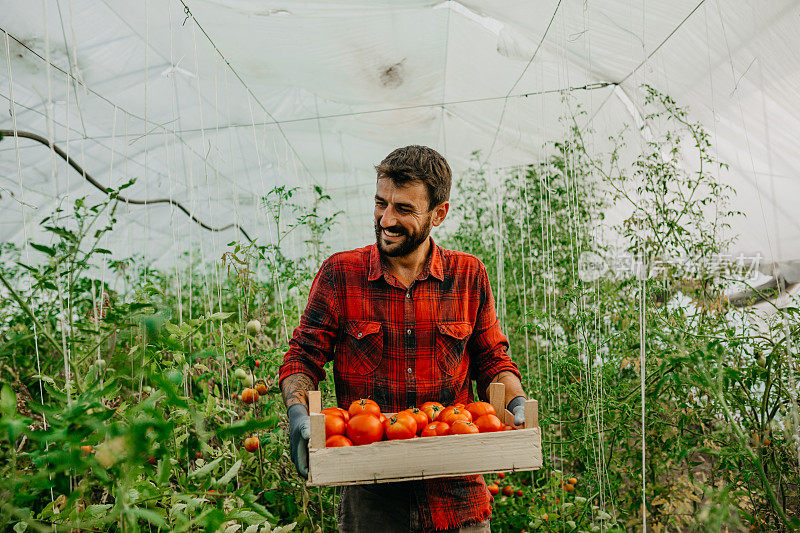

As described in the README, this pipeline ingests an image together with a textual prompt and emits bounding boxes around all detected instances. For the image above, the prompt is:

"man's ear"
[431,201,449,227]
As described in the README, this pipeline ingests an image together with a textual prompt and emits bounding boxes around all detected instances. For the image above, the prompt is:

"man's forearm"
[281,372,316,409]
[488,371,526,408]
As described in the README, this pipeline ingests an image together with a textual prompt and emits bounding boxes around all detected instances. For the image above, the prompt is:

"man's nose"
[380,205,398,228]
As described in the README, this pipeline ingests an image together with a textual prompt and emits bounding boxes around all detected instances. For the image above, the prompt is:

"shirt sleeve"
[467,262,521,394]
[278,259,340,388]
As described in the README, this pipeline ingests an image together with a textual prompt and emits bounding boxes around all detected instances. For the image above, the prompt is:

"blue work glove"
[507,396,526,426]
[287,403,311,478]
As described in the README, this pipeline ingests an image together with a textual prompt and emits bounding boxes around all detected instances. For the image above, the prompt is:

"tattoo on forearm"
[281,373,315,408]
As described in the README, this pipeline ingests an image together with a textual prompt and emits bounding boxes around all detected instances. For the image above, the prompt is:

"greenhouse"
[1,0,799,531]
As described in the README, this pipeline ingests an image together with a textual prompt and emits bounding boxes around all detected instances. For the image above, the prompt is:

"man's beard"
[375,216,433,258]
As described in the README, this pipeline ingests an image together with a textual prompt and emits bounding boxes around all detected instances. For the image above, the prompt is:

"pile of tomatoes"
[321,399,517,447]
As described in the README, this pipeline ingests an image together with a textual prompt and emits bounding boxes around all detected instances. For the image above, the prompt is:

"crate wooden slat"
[306,385,542,487]
[308,426,541,486]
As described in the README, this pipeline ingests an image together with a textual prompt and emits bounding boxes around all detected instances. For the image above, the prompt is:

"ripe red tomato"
[80,445,93,455]
[328,407,351,422]
[348,399,381,419]
[449,420,479,435]
[465,401,495,420]
[439,406,472,426]
[325,413,346,438]
[453,403,465,409]
[502,486,513,497]
[255,381,268,396]
[420,421,451,437]
[321,407,350,423]
[474,414,503,433]
[515,490,524,497]
[379,412,387,425]
[346,413,384,445]
[254,359,260,368]
[496,472,505,479]
[384,412,417,440]
[325,435,353,447]
[241,388,259,404]
[244,436,259,452]
[420,401,444,421]
[501,424,513,431]
[487,484,500,496]
[403,408,429,434]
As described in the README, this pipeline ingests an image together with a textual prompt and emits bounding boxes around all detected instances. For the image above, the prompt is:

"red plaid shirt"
[279,238,520,531]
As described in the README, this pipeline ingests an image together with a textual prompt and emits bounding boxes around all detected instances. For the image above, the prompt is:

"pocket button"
[357,332,363,338]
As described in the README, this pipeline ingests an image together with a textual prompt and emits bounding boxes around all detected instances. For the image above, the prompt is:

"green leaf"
[43,225,79,243]
[0,383,16,417]
[209,312,234,321]
[86,504,113,517]
[189,455,223,478]
[130,507,166,528]
[29,243,56,257]
[215,459,241,487]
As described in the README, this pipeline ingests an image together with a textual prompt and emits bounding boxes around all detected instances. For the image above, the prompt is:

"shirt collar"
[367,236,445,283]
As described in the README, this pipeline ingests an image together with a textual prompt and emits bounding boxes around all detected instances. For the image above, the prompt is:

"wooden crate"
[307,383,542,487]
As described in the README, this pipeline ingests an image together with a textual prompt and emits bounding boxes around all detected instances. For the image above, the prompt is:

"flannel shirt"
[279,237,521,531]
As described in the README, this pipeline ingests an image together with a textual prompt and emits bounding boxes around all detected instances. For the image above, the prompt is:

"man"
[279,145,529,532]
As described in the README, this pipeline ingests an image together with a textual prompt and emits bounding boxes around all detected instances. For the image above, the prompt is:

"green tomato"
[246,319,262,336]
[233,368,248,381]
[167,370,183,386]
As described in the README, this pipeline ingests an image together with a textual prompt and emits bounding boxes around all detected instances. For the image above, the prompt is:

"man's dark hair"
[374,145,451,210]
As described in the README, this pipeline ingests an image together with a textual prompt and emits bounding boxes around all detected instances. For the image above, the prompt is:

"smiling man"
[279,145,528,532]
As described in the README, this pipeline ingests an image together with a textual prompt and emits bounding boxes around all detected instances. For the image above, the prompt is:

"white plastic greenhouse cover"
[2,0,799,274]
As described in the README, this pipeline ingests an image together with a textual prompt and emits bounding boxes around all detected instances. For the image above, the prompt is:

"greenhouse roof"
[2,0,799,272]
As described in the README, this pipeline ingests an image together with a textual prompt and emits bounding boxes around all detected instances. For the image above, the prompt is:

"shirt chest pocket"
[344,320,383,375]
[436,321,473,377]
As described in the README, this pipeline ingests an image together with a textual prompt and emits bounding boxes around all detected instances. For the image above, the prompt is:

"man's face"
[374,178,441,257]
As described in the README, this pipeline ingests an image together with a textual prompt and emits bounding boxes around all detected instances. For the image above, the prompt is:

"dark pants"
[336,483,491,532]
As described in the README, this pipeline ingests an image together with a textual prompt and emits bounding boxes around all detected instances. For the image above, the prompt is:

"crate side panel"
[308,428,541,486]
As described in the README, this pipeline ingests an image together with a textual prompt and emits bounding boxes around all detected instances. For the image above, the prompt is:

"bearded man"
[279,145,529,532]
